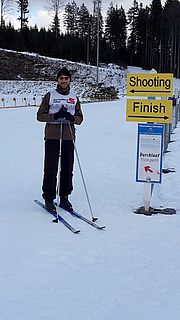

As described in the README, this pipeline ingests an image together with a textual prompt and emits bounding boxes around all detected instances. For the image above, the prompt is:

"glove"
[64,112,75,122]
[54,106,67,120]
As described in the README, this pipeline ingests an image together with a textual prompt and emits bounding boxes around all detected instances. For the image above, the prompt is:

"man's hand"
[54,106,67,120]
[64,112,75,122]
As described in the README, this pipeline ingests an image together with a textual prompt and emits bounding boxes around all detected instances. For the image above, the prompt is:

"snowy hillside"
[1,49,180,109]
[1,48,180,109]
[0,48,126,106]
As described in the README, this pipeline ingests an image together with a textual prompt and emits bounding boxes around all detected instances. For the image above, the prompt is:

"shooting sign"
[126,99,172,123]
[136,124,164,183]
[127,73,173,97]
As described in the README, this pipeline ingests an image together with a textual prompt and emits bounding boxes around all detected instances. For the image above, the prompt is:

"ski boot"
[45,200,56,212]
[60,196,73,211]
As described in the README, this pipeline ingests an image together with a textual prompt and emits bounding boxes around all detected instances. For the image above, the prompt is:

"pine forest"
[0,0,180,78]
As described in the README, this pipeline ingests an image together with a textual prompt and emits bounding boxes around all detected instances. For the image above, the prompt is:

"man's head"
[57,67,71,81]
[57,67,71,91]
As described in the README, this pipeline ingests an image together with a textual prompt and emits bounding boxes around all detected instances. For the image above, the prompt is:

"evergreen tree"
[16,0,29,30]
[64,1,79,36]
[136,4,150,68]
[48,0,64,38]
[90,0,103,64]
[150,0,162,38]
[77,3,91,63]
[105,3,115,48]
[77,3,90,39]
[105,3,127,63]
[91,0,103,46]
[161,0,180,77]
[127,0,139,65]
[36,27,47,55]
[28,25,39,53]
[51,12,60,37]
[149,0,162,70]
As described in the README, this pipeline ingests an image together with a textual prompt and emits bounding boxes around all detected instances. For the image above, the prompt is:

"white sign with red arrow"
[136,124,164,183]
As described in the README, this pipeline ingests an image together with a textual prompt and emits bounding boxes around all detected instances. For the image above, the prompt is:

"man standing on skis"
[37,67,83,212]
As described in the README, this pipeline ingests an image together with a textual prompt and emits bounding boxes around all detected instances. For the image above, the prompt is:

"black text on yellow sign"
[127,73,173,97]
[126,99,172,123]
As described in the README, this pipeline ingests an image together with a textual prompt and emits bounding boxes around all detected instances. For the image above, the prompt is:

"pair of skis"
[34,200,105,234]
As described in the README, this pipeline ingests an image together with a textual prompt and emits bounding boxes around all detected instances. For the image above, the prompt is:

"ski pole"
[68,122,97,222]
[52,120,63,223]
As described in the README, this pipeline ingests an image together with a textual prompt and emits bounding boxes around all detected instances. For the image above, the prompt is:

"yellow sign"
[126,99,172,123]
[127,73,173,97]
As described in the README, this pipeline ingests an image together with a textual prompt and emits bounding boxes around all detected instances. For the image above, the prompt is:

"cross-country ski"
[59,205,106,230]
[34,200,80,234]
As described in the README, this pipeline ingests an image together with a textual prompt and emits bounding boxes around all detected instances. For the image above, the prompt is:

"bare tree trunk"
[173,24,177,76]
[169,31,173,72]
[20,2,23,29]
[1,0,3,26]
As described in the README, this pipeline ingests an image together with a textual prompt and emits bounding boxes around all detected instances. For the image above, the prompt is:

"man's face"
[58,75,70,91]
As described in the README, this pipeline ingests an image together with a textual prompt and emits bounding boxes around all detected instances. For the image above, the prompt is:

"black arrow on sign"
[128,115,169,119]
[130,89,171,93]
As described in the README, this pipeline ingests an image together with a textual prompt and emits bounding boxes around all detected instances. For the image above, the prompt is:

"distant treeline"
[0,0,180,78]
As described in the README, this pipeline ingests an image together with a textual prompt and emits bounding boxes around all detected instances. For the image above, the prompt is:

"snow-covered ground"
[1,63,180,319]
[1,92,180,319]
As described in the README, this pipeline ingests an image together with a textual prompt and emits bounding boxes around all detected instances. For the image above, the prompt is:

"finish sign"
[126,99,172,123]
[127,73,173,97]
[136,124,164,183]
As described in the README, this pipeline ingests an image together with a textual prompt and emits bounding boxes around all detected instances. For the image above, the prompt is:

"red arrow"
[144,166,153,173]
